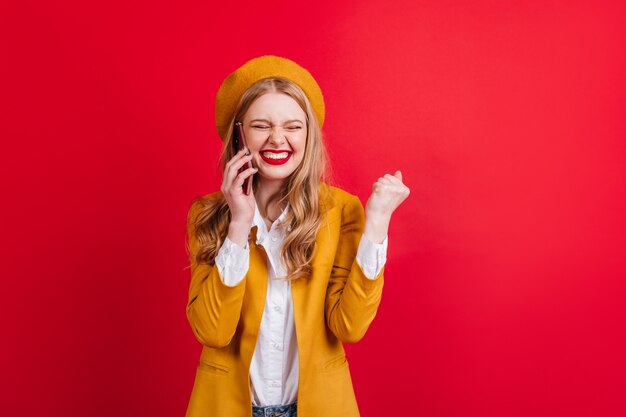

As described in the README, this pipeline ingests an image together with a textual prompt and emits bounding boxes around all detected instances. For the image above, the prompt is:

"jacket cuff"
[355,234,388,280]
[214,236,250,286]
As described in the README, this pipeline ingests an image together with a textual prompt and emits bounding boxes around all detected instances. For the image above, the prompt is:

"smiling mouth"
[260,151,292,165]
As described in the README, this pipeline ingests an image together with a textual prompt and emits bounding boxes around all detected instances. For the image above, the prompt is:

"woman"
[185,55,409,417]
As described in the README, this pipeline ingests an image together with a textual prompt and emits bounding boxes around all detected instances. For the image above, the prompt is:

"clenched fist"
[363,171,410,243]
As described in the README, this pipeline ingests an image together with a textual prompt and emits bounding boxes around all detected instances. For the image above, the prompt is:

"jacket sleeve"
[325,194,385,343]
[185,200,247,348]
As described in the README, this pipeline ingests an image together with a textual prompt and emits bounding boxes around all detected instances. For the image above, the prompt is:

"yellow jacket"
[185,184,385,417]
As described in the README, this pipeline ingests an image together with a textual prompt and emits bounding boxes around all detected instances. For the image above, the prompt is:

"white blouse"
[215,203,388,407]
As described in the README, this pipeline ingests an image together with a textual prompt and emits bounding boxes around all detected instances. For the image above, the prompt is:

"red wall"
[2,0,625,415]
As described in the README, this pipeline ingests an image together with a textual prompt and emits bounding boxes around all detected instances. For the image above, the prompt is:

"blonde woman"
[185,55,410,417]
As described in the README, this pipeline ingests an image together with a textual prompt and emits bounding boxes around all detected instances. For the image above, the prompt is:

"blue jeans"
[252,401,297,417]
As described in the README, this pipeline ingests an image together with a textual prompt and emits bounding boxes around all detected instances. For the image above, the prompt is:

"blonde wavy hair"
[187,77,335,280]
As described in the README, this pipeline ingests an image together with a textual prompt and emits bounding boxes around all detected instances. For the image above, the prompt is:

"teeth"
[262,151,289,159]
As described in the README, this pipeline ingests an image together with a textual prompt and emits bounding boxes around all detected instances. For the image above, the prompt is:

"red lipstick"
[260,150,292,166]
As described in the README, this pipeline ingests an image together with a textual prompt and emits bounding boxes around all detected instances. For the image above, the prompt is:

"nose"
[268,126,285,144]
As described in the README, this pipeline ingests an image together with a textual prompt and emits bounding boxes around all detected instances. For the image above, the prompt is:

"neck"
[255,177,286,218]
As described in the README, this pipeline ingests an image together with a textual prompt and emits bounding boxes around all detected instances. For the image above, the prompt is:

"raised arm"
[325,171,410,343]
[186,148,259,347]
[325,194,385,343]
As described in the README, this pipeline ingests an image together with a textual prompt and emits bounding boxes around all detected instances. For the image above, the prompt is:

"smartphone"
[234,121,253,195]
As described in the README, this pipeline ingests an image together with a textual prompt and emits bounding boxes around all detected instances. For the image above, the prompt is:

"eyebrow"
[249,118,304,124]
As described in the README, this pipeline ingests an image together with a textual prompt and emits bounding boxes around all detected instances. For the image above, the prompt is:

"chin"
[258,171,293,181]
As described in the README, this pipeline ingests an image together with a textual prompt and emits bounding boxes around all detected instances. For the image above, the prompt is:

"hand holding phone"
[234,121,254,195]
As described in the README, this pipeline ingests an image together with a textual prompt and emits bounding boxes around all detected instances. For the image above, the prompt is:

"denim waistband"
[252,401,297,417]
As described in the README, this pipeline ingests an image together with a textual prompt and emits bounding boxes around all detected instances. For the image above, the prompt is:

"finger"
[232,169,258,194]
[373,181,390,191]
[234,166,258,185]
[223,159,254,194]
[378,176,393,185]
[227,148,248,163]
[384,172,405,184]
[225,148,250,169]
[383,173,401,183]
[226,154,254,181]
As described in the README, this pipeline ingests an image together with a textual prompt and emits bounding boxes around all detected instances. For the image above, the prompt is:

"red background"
[2,0,625,416]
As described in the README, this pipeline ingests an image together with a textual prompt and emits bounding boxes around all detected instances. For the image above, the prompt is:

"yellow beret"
[215,55,325,141]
